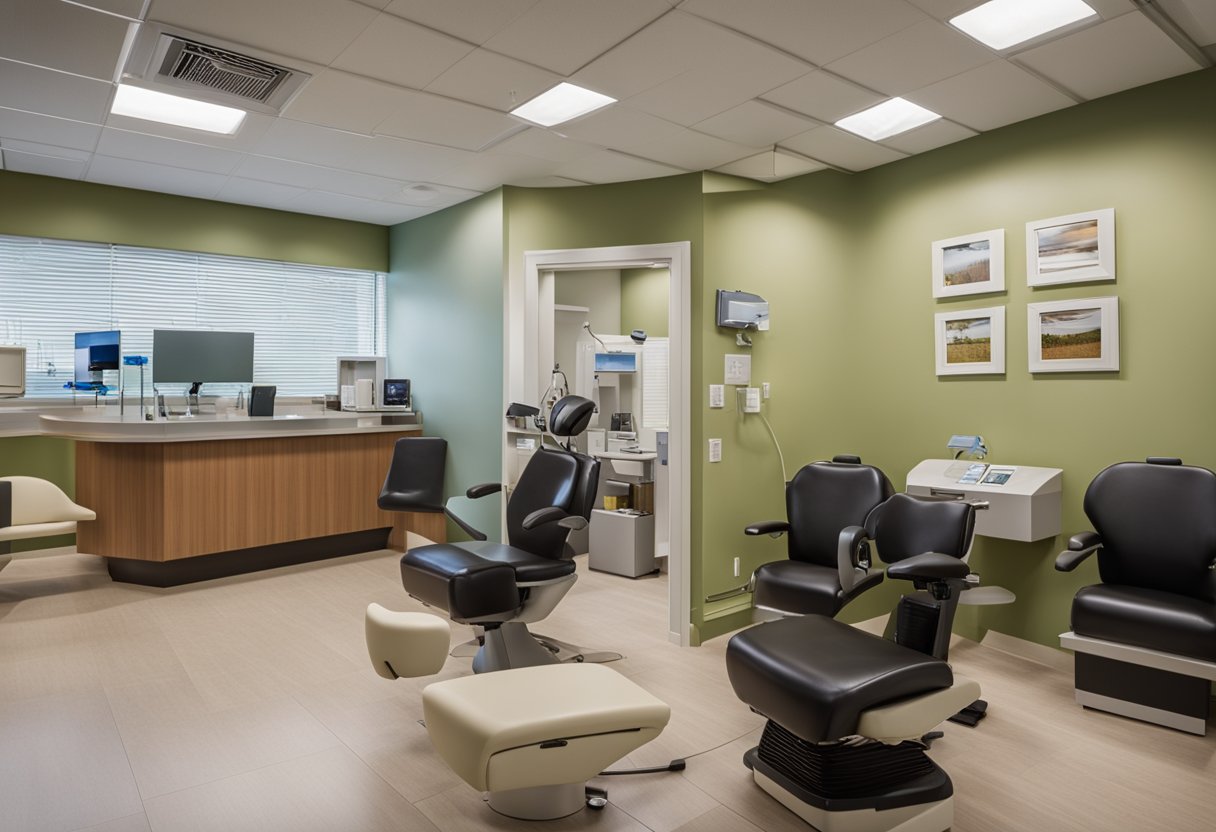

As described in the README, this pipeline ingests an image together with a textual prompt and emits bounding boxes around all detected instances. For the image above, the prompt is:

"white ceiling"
[0,0,1209,225]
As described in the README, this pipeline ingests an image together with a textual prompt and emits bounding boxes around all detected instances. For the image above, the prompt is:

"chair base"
[487,783,585,820]
[472,622,560,673]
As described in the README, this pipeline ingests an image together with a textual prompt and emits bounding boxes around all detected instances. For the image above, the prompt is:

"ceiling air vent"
[123,24,314,115]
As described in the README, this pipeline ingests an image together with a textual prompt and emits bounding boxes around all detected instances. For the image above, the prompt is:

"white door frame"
[510,243,692,646]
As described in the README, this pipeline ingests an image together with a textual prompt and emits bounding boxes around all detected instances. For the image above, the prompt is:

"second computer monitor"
[153,330,255,391]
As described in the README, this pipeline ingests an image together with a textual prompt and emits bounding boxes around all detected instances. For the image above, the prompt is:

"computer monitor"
[74,330,121,388]
[153,330,255,394]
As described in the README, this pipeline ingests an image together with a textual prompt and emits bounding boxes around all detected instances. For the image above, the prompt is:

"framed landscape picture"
[1027,297,1119,373]
[935,306,1005,376]
[1026,208,1115,286]
[932,229,1005,298]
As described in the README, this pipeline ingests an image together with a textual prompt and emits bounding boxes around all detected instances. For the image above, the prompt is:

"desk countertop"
[34,409,422,443]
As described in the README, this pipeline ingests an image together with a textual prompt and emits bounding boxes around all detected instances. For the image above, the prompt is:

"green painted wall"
[387,191,506,539]
[0,436,76,551]
[620,268,669,337]
[0,171,388,271]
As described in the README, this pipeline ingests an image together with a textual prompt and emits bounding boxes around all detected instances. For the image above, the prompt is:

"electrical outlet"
[709,384,725,408]
[743,387,761,413]
[708,438,722,463]
[724,354,751,385]
[733,557,740,578]
[762,382,770,399]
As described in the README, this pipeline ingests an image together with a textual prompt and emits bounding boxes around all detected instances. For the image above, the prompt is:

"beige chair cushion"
[423,663,670,792]
[0,521,80,542]
[1,477,95,526]
[856,675,981,744]
[364,604,451,679]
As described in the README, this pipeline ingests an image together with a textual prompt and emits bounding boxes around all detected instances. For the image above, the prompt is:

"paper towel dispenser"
[906,459,1063,542]
[716,289,769,330]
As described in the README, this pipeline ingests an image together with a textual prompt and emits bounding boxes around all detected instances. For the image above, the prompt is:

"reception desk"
[38,409,443,586]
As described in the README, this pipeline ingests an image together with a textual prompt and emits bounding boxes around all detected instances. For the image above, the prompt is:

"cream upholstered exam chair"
[0,476,96,573]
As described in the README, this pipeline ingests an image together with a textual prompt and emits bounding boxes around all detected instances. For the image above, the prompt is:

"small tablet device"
[981,467,1016,486]
[957,463,989,484]
[383,378,410,408]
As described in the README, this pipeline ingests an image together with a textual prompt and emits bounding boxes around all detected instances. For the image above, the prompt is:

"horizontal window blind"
[0,234,384,397]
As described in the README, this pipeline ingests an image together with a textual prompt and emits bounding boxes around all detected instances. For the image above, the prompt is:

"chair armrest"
[466,482,504,499]
[443,503,488,542]
[1055,532,1103,572]
[745,520,790,537]
[837,525,873,594]
[886,552,970,583]
[522,506,587,532]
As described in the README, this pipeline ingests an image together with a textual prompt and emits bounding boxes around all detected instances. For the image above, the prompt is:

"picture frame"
[932,228,1005,298]
[1026,208,1115,286]
[935,306,1005,376]
[1027,297,1119,373]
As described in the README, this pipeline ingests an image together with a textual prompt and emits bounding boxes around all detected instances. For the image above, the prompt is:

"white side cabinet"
[589,509,656,578]
[906,459,1063,542]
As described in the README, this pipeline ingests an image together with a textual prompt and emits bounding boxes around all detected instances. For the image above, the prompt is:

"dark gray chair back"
[378,436,447,513]
[1084,459,1216,603]
[506,448,601,560]
[868,493,975,564]
[786,460,894,567]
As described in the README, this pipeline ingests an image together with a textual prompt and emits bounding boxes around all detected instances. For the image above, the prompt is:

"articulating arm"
[522,506,588,532]
[886,552,971,584]
[1055,531,1103,572]
[745,520,790,538]
[440,482,505,542]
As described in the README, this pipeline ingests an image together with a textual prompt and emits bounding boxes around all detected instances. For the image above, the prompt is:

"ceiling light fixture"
[950,0,1098,51]
[110,84,246,135]
[835,98,941,142]
[510,82,616,127]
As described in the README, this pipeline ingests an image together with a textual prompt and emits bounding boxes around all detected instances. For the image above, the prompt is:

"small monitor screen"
[383,379,410,407]
[982,467,1016,486]
[74,330,120,385]
[153,330,255,384]
[594,352,637,373]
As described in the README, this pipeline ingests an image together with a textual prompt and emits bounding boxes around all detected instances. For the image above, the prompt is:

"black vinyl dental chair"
[726,493,983,832]
[398,395,600,673]
[746,455,895,618]
[1056,457,1216,735]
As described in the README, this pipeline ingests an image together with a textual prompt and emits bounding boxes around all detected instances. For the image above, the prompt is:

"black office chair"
[379,436,448,514]
[1055,457,1216,735]
[745,455,894,617]
[726,493,983,832]
[398,395,600,673]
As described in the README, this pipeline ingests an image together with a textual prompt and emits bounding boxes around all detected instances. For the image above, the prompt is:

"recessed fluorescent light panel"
[950,0,1097,51]
[510,82,616,127]
[110,84,246,135]
[835,98,941,142]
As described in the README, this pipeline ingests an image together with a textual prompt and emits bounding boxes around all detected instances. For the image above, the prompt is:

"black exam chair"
[398,395,600,673]
[746,455,895,618]
[726,493,984,832]
[1056,457,1216,735]
[378,436,449,541]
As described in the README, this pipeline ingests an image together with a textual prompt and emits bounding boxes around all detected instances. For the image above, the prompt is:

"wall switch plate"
[743,387,761,413]
[733,556,740,578]
[761,382,770,399]
[708,438,722,463]
[724,354,751,385]
[709,384,724,408]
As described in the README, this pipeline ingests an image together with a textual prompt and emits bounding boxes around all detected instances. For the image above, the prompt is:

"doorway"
[509,243,692,646]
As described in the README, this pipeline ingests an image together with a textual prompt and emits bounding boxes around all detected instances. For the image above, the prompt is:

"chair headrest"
[548,395,595,437]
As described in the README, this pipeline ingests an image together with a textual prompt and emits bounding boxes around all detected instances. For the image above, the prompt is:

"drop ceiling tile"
[85,154,229,200]
[714,148,827,182]
[291,190,433,224]
[826,20,996,97]
[881,118,976,154]
[694,100,819,146]
[554,148,685,183]
[0,59,112,123]
[509,175,589,187]
[905,60,1076,131]
[234,155,404,200]
[282,70,414,134]
[434,151,562,190]
[761,71,885,123]
[424,49,561,111]
[216,176,309,210]
[252,118,473,181]
[390,182,483,208]
[0,0,131,81]
[910,0,1135,19]
[490,127,598,161]
[70,0,147,19]
[382,0,538,45]
[554,106,685,149]
[679,0,927,65]
[96,127,245,174]
[626,129,756,170]
[0,148,89,179]
[481,0,670,76]
[147,0,379,65]
[0,108,102,151]
[0,138,91,161]
[1157,0,1216,46]
[374,91,523,151]
[1017,12,1201,100]
[331,13,474,89]
[103,110,276,152]
[781,125,907,171]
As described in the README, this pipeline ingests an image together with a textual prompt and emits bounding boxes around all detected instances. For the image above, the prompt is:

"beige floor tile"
[586,770,718,832]
[72,813,152,832]
[0,692,143,832]
[416,782,650,832]
[143,746,440,832]
[670,805,764,832]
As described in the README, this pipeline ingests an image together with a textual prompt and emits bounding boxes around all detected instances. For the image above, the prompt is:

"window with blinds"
[0,234,385,397]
